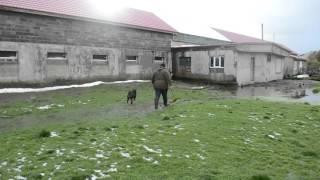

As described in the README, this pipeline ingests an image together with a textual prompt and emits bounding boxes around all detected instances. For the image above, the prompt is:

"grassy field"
[0,82,320,179]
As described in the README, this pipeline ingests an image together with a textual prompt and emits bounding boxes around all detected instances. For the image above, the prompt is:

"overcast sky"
[92,0,320,54]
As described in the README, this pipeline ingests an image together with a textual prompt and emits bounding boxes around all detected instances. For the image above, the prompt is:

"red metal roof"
[0,0,177,33]
[212,28,265,43]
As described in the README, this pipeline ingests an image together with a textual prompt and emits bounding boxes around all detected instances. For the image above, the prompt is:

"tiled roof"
[212,28,265,43]
[0,0,177,33]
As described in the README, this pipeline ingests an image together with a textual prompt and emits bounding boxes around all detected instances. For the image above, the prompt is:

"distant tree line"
[307,50,320,75]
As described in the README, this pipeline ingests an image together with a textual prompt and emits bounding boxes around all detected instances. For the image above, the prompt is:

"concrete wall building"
[172,28,296,86]
[0,0,176,84]
[172,42,292,86]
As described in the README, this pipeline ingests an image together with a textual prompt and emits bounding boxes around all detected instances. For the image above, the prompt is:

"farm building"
[172,28,301,86]
[0,0,176,84]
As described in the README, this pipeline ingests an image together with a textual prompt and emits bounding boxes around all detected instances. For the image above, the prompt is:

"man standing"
[152,63,171,109]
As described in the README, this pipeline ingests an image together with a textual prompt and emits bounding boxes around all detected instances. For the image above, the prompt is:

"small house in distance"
[172,28,298,86]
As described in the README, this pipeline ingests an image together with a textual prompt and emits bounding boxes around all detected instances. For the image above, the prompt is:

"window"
[179,56,191,72]
[47,52,67,60]
[0,51,18,63]
[126,56,138,62]
[267,54,271,62]
[92,54,108,63]
[210,56,224,68]
[154,56,165,63]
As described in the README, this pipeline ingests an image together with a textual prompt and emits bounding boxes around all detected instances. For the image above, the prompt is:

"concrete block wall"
[172,48,237,83]
[236,53,284,86]
[0,10,172,83]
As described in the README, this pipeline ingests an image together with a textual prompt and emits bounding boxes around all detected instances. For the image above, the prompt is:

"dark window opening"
[93,55,108,61]
[154,56,164,62]
[220,56,225,67]
[179,56,191,72]
[267,54,272,62]
[0,51,18,63]
[0,51,17,58]
[126,56,138,62]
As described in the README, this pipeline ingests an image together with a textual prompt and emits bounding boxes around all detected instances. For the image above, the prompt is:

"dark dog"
[127,89,137,104]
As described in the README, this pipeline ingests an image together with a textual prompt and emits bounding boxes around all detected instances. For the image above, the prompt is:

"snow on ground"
[143,145,162,154]
[0,80,150,94]
[50,132,59,137]
[120,152,131,158]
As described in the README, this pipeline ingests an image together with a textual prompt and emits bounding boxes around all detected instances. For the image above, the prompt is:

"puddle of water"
[208,80,320,105]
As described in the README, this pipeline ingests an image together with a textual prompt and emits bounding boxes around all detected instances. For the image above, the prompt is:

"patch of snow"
[172,132,177,136]
[0,80,150,94]
[55,165,61,170]
[296,74,309,79]
[40,173,45,177]
[193,139,200,143]
[267,134,276,139]
[197,154,205,160]
[208,113,215,117]
[174,124,184,130]
[107,167,117,173]
[126,165,131,168]
[165,154,172,157]
[50,132,59,137]
[43,162,47,167]
[17,157,26,163]
[120,152,131,158]
[143,145,162,154]
[191,86,205,90]
[153,160,159,165]
[78,168,86,171]
[13,165,23,172]
[95,154,104,158]
[185,155,190,158]
[178,114,187,118]
[273,132,281,136]
[56,149,64,156]
[140,138,147,141]
[15,176,27,180]
[143,156,153,162]
[1,161,7,166]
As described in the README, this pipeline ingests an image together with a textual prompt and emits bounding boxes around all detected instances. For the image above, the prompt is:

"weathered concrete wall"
[172,43,289,86]
[172,47,237,83]
[0,41,170,83]
[0,10,172,83]
[236,52,284,86]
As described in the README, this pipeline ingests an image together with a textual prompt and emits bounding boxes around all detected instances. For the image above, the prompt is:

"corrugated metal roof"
[0,0,177,33]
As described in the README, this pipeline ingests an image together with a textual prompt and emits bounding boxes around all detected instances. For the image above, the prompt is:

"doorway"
[250,57,255,81]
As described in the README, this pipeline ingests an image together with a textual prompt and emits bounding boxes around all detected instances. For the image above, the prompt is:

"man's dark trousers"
[154,88,168,109]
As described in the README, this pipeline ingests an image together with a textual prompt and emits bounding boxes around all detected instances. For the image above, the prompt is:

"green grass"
[0,82,320,179]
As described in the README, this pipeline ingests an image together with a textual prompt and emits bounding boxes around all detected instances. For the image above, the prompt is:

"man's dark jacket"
[152,68,171,89]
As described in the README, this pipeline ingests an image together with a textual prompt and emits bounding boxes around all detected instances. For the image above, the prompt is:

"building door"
[250,57,255,81]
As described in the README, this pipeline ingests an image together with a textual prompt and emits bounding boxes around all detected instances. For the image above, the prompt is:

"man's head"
[160,63,166,69]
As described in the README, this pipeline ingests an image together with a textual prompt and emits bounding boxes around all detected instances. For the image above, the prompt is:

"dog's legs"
[131,98,133,104]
